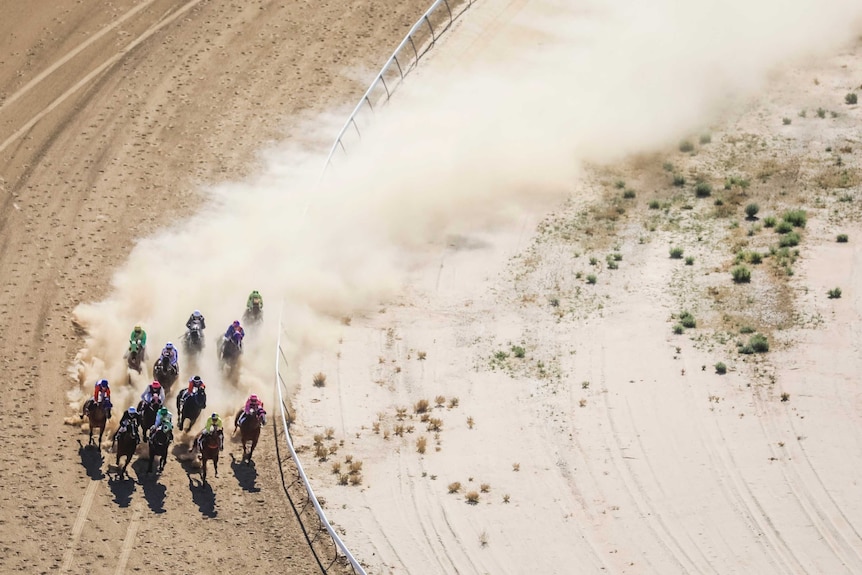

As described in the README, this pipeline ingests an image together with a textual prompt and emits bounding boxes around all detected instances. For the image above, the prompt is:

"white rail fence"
[324,0,476,172]
[275,1,478,573]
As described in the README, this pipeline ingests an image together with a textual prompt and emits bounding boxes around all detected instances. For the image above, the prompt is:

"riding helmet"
[193,310,201,317]
[134,324,142,331]
[152,381,161,389]
[233,320,240,327]
[193,375,202,383]
[128,406,137,415]
[98,379,109,388]
[166,342,174,349]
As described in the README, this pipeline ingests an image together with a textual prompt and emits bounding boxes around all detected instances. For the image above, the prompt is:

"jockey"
[185,309,206,331]
[224,320,244,341]
[113,406,140,443]
[94,379,112,419]
[141,380,166,406]
[186,375,206,396]
[160,342,179,368]
[238,394,266,426]
[129,324,147,350]
[199,412,224,451]
[152,406,173,432]
[246,290,263,312]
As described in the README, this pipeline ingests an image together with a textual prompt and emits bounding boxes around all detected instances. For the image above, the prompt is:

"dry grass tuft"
[480,483,490,493]
[427,417,443,432]
[312,372,327,387]
[467,416,475,429]
[465,491,480,504]
[417,436,427,454]
[448,481,461,494]
[435,395,446,407]
[414,398,430,413]
[448,397,459,409]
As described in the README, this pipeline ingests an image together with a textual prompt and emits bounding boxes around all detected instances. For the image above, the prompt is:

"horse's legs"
[213,456,219,478]
[147,455,153,473]
[247,437,258,464]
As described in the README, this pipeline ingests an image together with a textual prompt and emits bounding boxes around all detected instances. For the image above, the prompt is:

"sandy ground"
[0,1,434,573]
[291,2,862,574]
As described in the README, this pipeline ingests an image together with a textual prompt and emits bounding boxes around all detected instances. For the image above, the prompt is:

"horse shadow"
[107,474,136,508]
[77,441,105,481]
[132,458,166,514]
[230,453,259,492]
[187,475,217,518]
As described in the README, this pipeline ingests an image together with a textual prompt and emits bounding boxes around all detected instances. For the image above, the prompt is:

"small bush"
[699,133,712,144]
[672,174,686,187]
[511,345,526,358]
[749,334,769,353]
[586,274,597,285]
[763,216,777,228]
[623,189,636,199]
[715,362,727,375]
[313,372,327,387]
[782,209,807,228]
[837,234,848,243]
[749,252,763,265]
[828,287,842,299]
[414,399,430,413]
[740,326,755,334]
[614,180,626,189]
[589,256,598,266]
[649,199,660,209]
[779,231,801,248]
[731,265,751,283]
[816,107,826,118]
[679,140,695,152]
[669,247,684,259]
[780,392,790,402]
[695,182,713,198]
[775,221,794,234]
[448,482,461,494]
[685,256,694,266]
[679,311,696,329]
[434,395,446,407]
[744,203,760,219]
[782,117,792,125]
[847,93,858,105]
[417,436,427,454]
[465,491,480,505]
[663,162,674,172]
[672,324,684,335]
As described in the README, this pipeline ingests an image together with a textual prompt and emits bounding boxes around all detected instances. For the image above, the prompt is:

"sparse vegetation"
[679,140,695,153]
[715,362,727,375]
[699,133,712,144]
[837,234,848,243]
[781,392,790,402]
[782,209,807,228]
[414,399,430,413]
[511,345,526,358]
[313,372,327,387]
[679,311,696,329]
[448,481,461,494]
[672,324,684,335]
[763,216,777,228]
[775,220,794,234]
[512,463,520,472]
[649,199,660,209]
[586,274,597,285]
[448,397,459,409]
[695,181,713,198]
[779,231,801,248]
[417,350,427,360]
[466,416,474,429]
[466,491,480,504]
[480,483,490,493]
[731,265,751,283]
[673,174,686,187]
[670,247,684,259]
[685,256,694,266]
[846,93,858,105]
[623,189,636,199]
[417,436,427,454]
[782,117,792,125]
[435,395,446,407]
[744,203,760,219]
[828,287,842,299]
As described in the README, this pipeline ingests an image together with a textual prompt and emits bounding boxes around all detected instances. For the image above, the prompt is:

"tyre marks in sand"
[60,479,99,574]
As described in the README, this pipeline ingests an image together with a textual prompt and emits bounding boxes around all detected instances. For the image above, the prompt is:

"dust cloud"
[71,0,862,421]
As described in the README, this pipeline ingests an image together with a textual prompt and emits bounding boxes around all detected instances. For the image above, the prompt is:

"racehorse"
[84,400,110,447]
[147,425,172,474]
[137,400,160,442]
[153,354,178,393]
[183,322,204,355]
[112,427,138,478]
[126,342,143,374]
[235,408,262,464]
[176,388,207,432]
[242,302,263,326]
[219,334,243,374]
[199,431,221,482]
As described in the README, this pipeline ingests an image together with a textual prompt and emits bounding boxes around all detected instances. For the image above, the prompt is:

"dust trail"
[71,0,862,419]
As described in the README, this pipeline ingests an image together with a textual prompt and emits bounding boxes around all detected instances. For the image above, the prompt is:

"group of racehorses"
[87,398,264,483]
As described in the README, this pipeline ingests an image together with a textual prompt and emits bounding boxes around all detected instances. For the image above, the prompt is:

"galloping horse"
[126,342,143,374]
[242,302,263,326]
[112,427,138,478]
[219,334,243,376]
[147,425,172,474]
[83,400,110,447]
[137,400,160,442]
[183,322,204,355]
[153,355,178,393]
[235,408,262,464]
[176,389,207,432]
[199,431,221,482]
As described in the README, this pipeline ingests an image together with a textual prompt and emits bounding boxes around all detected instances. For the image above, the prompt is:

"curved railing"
[323,0,476,172]
[275,1,479,572]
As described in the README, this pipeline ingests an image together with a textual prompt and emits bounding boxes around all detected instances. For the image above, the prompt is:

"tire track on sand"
[113,501,143,575]
[0,0,205,154]
[60,479,98,574]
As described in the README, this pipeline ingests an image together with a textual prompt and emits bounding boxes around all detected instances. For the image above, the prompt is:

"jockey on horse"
[140,380,165,407]
[224,320,244,346]
[159,342,179,373]
[237,394,266,426]
[246,291,263,314]
[197,412,224,453]
[151,407,174,441]
[81,379,113,419]
[112,406,141,444]
[179,375,205,408]
[129,324,147,356]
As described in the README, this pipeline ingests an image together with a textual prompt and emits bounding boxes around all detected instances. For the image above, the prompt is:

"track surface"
[0,1,430,573]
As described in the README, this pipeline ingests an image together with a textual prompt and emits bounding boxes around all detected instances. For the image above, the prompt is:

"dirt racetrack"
[0,1,431,573]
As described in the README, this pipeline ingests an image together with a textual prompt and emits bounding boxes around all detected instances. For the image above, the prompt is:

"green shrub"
[511,345,526,358]
[614,180,626,189]
[847,93,858,105]
[685,256,694,265]
[782,209,807,228]
[672,324,684,335]
[679,311,696,328]
[623,189,636,199]
[828,287,842,299]
[589,256,598,266]
[672,174,686,187]
[740,326,755,334]
[699,133,712,144]
[749,252,763,265]
[695,182,712,197]
[779,231,801,248]
[744,203,760,219]
[669,247,684,259]
[837,234,848,243]
[648,199,660,209]
[782,117,792,125]
[816,107,826,118]
[663,162,674,172]
[763,216,777,228]
[775,221,794,234]
[714,198,724,206]
[749,334,769,353]
[715,362,727,374]
[731,265,751,283]
[586,274,597,285]
[679,140,695,153]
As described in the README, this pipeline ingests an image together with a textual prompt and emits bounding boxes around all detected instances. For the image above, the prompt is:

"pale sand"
[293,1,862,574]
